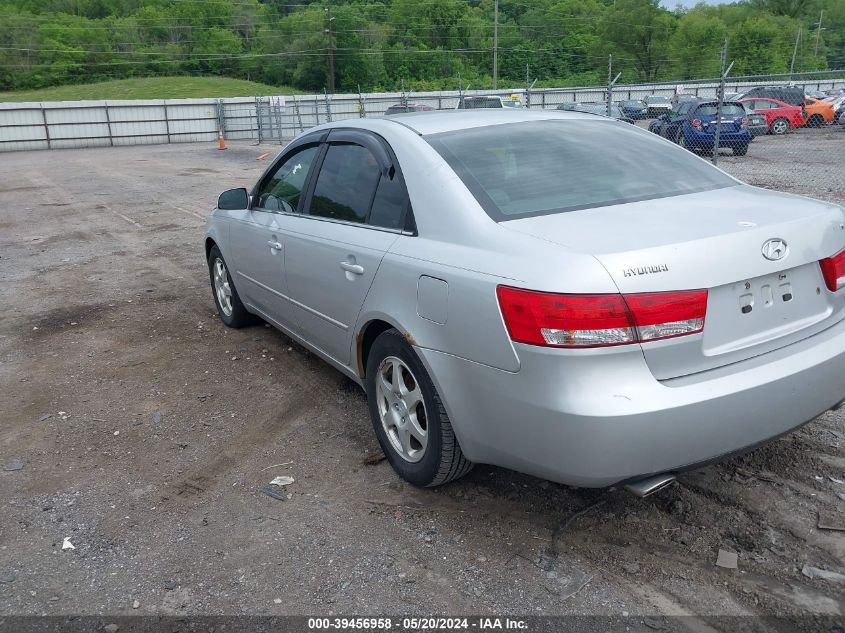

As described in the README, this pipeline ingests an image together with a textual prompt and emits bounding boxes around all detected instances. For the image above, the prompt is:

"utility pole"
[325,4,335,94]
[814,10,824,57]
[789,26,801,80]
[492,0,499,90]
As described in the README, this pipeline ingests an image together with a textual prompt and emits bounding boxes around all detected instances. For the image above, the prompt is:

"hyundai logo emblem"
[761,238,788,261]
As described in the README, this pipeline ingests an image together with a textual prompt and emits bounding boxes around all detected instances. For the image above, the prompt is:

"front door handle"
[340,261,364,275]
[267,240,283,250]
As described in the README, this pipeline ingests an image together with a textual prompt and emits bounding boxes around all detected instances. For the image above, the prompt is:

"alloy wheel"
[213,257,233,317]
[375,356,428,463]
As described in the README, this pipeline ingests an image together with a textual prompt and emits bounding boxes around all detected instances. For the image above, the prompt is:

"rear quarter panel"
[350,119,620,374]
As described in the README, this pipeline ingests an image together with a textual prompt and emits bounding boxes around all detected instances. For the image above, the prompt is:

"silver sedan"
[205,110,845,495]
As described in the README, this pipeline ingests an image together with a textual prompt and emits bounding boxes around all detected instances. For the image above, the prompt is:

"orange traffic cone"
[256,152,269,161]
[218,129,227,151]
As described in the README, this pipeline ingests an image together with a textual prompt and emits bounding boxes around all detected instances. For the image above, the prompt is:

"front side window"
[427,120,735,221]
[254,145,319,213]
[309,143,381,224]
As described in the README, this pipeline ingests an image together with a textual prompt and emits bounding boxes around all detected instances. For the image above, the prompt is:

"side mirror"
[218,188,249,210]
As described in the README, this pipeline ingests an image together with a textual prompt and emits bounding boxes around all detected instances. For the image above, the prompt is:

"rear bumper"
[417,318,845,487]
[686,129,752,146]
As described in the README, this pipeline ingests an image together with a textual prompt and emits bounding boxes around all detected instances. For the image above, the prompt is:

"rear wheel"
[365,329,473,487]
[733,143,748,156]
[807,114,825,128]
[770,117,790,135]
[674,128,692,152]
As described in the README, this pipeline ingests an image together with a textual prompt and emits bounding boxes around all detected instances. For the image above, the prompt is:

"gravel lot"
[1,128,844,631]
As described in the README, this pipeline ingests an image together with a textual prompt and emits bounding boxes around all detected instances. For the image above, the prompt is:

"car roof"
[371,108,600,135]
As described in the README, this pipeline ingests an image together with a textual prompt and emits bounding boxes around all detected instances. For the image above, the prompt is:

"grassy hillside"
[0,77,299,103]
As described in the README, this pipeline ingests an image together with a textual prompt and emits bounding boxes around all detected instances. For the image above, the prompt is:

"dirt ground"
[1,135,844,632]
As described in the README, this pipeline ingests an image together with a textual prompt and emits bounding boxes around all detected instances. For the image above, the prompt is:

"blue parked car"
[648,99,753,156]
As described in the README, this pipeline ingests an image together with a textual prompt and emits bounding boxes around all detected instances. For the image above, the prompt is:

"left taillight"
[741,116,749,128]
[496,286,707,349]
[820,247,845,292]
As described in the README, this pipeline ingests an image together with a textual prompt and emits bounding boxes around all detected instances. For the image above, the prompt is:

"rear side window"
[368,168,408,230]
[427,120,735,221]
[309,143,381,223]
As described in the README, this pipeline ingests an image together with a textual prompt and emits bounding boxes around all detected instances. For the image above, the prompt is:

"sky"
[661,0,735,8]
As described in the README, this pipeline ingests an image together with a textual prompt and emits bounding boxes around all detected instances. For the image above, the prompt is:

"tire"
[807,114,824,128]
[733,143,748,156]
[673,127,688,150]
[770,117,790,135]
[365,328,473,487]
[208,245,255,328]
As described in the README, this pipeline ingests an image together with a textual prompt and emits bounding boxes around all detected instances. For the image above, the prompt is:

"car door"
[664,102,690,139]
[227,138,321,331]
[283,130,410,367]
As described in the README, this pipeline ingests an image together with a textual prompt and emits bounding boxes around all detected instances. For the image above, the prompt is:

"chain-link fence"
[253,71,844,205]
[2,71,843,203]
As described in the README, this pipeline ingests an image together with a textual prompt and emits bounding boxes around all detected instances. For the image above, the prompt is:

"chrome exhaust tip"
[624,473,676,498]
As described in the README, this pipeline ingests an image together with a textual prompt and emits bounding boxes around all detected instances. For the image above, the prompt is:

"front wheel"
[807,114,825,128]
[208,245,255,328]
[365,329,473,487]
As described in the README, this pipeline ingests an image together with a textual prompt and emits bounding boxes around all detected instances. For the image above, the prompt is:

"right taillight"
[820,247,845,292]
[496,286,707,348]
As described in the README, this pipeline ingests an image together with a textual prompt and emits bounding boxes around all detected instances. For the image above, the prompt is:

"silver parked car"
[205,110,845,495]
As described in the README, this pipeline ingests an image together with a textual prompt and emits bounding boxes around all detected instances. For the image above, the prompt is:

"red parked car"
[739,98,804,135]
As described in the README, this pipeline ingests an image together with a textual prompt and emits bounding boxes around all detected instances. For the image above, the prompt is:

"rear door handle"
[340,261,364,275]
[267,240,283,250]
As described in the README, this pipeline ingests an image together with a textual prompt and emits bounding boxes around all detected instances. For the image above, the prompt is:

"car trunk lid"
[695,107,745,134]
[502,185,845,379]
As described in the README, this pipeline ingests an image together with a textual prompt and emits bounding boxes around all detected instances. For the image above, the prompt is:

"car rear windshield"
[426,120,735,220]
[694,103,745,116]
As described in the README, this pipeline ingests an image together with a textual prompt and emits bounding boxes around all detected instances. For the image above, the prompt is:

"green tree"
[670,11,726,79]
[600,0,677,81]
